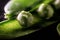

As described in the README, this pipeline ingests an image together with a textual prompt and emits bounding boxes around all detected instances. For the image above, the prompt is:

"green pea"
[0,11,41,39]
[17,11,40,28]
[37,4,54,19]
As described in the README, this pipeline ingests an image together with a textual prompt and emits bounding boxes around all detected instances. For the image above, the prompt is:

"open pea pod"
[0,0,58,39]
[0,10,57,39]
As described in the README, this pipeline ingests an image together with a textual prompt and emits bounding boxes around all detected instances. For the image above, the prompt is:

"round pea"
[17,11,40,28]
[37,3,54,19]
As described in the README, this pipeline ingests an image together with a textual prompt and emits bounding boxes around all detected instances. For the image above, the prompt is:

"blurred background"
[0,0,60,40]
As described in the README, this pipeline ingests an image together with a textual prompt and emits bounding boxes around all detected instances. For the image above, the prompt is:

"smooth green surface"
[0,19,22,34]
[0,19,56,39]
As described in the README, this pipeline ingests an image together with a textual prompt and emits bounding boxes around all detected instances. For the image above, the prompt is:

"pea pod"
[0,11,55,39]
[0,0,59,39]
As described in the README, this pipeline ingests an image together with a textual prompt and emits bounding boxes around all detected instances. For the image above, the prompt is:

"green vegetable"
[37,4,54,19]
[0,0,60,39]
[17,11,40,27]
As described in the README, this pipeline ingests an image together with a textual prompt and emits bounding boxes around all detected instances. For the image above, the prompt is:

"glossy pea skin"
[17,11,40,28]
[1,0,43,38]
[37,4,54,19]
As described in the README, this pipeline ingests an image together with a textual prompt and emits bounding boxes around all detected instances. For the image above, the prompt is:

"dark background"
[0,0,60,40]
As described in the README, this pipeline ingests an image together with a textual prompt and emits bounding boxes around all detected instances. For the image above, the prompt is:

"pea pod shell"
[0,19,56,39]
[0,19,39,39]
